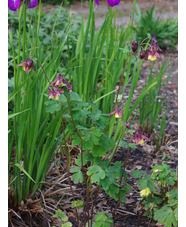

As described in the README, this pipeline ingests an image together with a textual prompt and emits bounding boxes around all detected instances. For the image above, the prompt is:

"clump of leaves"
[132,161,178,227]
[135,5,178,49]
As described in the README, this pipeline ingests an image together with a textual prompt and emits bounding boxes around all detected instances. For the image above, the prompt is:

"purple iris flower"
[8,0,38,11]
[95,0,120,7]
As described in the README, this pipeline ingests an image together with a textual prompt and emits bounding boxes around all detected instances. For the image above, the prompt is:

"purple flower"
[147,34,162,61]
[95,0,120,7]
[8,0,38,11]
[18,58,36,73]
[110,106,123,118]
[95,0,100,5]
[48,87,61,100]
[8,0,20,11]
[28,0,38,9]
[133,128,149,145]
[107,0,120,7]
[48,74,73,100]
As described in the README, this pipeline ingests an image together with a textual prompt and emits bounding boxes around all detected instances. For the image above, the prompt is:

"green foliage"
[87,165,106,184]
[71,200,85,208]
[135,5,178,48]
[53,209,72,227]
[139,60,172,150]
[94,212,114,227]
[132,161,178,226]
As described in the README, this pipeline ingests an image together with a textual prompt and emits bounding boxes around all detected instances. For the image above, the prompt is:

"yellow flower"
[140,187,151,197]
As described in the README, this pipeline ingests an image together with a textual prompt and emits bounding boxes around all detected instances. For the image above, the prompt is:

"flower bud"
[131,41,138,53]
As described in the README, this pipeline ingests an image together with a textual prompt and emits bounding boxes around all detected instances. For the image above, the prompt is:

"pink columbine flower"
[110,106,123,119]
[147,34,162,61]
[133,128,149,145]
[8,0,38,11]
[95,0,120,7]
[18,58,36,73]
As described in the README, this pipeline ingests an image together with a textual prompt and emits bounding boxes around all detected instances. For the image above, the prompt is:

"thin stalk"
[67,97,84,170]
[107,128,124,168]
[90,186,100,227]
[35,58,51,84]
[60,103,79,225]
[111,52,133,112]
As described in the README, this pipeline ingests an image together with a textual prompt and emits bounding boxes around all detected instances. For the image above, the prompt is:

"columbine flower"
[147,34,162,61]
[133,128,149,145]
[8,0,38,11]
[18,58,36,73]
[131,41,138,53]
[110,106,123,118]
[48,74,72,99]
[95,0,120,7]
[140,187,151,197]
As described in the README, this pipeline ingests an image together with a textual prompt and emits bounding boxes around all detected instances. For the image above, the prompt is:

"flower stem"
[112,52,133,112]
[35,58,51,85]
[60,103,79,226]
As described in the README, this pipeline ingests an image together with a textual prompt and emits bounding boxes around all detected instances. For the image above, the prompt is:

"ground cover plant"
[8,0,178,226]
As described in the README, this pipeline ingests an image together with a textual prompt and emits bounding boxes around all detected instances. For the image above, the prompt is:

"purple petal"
[18,62,26,66]
[155,52,160,58]
[28,0,38,8]
[25,66,30,73]
[8,0,20,11]
[142,135,150,141]
[95,0,100,5]
[107,0,120,7]
[152,34,156,40]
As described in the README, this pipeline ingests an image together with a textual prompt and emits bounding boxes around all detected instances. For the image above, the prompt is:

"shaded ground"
[9,1,178,226]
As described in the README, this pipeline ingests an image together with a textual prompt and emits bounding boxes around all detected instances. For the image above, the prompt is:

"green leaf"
[15,163,36,184]
[70,166,84,184]
[131,170,144,178]
[70,91,82,101]
[118,141,128,148]
[71,200,84,208]
[128,143,137,149]
[87,165,105,183]
[89,110,102,121]
[154,205,178,227]
[61,222,73,227]
[45,100,61,113]
[137,178,147,190]
[54,209,68,222]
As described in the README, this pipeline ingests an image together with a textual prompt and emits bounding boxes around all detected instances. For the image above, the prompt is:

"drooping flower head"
[8,0,38,11]
[110,106,123,119]
[95,0,120,7]
[147,34,162,61]
[131,41,138,53]
[133,128,149,145]
[18,57,36,73]
[48,74,72,100]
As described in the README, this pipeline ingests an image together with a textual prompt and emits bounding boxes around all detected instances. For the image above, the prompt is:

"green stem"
[111,52,133,112]
[67,97,84,170]
[60,103,79,226]
[107,129,124,168]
